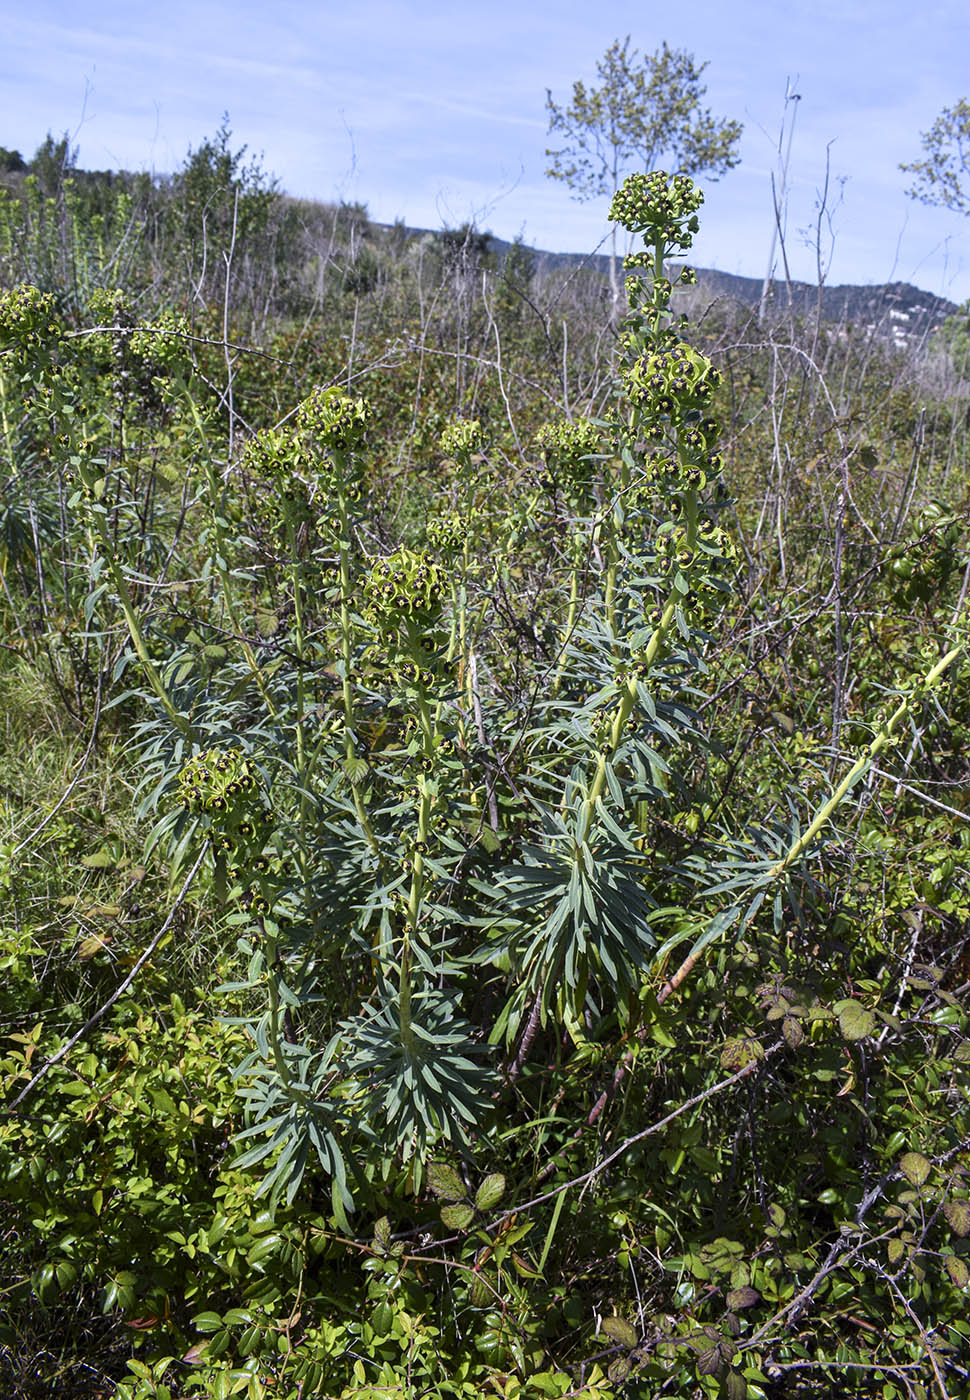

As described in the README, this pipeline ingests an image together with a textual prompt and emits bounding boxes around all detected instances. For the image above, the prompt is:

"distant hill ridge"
[381,218,958,348]
[675,267,956,345]
[508,237,957,345]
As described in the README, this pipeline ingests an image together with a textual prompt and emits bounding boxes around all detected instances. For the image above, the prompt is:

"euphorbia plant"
[82,172,746,1207]
[42,171,966,1231]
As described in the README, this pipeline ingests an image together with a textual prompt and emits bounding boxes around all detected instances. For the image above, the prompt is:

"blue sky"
[4,0,970,301]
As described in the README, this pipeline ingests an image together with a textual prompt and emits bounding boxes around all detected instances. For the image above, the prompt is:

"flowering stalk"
[574,171,724,842]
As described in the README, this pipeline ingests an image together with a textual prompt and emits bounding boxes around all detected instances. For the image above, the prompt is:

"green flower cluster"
[696,514,736,562]
[81,289,133,370]
[81,290,189,407]
[439,416,483,461]
[177,749,281,914]
[296,386,369,453]
[625,342,723,489]
[0,285,61,360]
[654,518,734,589]
[363,547,446,633]
[621,259,695,287]
[536,417,603,504]
[177,747,259,820]
[242,395,368,532]
[129,309,192,371]
[242,426,301,485]
[610,170,703,248]
[426,512,468,555]
[86,286,130,322]
[605,170,736,627]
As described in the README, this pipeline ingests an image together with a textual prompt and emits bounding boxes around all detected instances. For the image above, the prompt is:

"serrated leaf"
[343,755,368,786]
[725,1286,760,1310]
[945,1254,969,1287]
[725,1370,747,1400]
[474,1173,506,1211]
[601,1316,637,1348]
[439,1203,475,1230]
[943,1198,970,1237]
[838,1001,876,1040]
[900,1152,932,1187]
[782,1016,804,1049]
[887,1237,906,1264]
[426,1162,466,1201]
[696,1345,723,1377]
[372,1215,391,1254]
[719,1037,763,1071]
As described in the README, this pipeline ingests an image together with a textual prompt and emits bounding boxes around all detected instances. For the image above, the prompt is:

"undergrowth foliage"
[0,162,969,1400]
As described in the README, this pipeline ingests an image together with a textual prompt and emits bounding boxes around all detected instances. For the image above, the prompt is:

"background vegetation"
[0,117,968,1400]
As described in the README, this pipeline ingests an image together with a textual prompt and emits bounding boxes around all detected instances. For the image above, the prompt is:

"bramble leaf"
[474,1173,506,1211]
[943,1198,970,1237]
[900,1152,932,1187]
[601,1316,637,1348]
[439,1203,475,1230]
[426,1162,467,1201]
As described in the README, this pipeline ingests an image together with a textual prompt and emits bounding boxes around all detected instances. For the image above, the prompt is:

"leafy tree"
[0,147,26,174]
[502,232,536,290]
[901,97,970,215]
[29,131,78,196]
[495,232,537,324]
[434,221,494,275]
[545,37,742,301]
[167,114,281,311]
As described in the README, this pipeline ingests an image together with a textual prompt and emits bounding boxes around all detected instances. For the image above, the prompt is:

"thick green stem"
[399,678,435,1055]
[332,462,379,857]
[0,366,15,469]
[87,499,191,739]
[262,923,308,1104]
[603,450,630,638]
[285,516,310,893]
[552,533,585,697]
[201,456,279,720]
[578,492,698,842]
[768,638,965,880]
